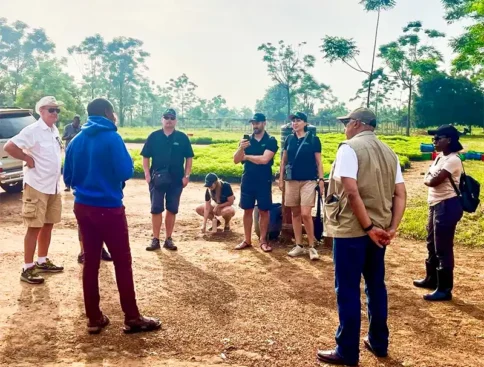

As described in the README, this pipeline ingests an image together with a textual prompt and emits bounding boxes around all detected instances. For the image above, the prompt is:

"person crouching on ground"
[279,112,324,261]
[63,98,161,335]
[413,125,464,301]
[196,173,236,233]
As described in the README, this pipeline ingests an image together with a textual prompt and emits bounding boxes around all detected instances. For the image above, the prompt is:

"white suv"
[0,108,36,193]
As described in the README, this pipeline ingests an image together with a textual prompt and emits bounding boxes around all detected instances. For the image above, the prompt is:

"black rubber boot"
[423,268,453,301]
[413,260,437,289]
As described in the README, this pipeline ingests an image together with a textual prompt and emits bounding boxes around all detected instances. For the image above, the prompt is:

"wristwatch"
[317,178,324,182]
[364,223,374,232]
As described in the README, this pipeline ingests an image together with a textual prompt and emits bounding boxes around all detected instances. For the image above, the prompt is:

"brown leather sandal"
[234,241,252,250]
[123,316,162,334]
[260,243,272,253]
[87,315,110,334]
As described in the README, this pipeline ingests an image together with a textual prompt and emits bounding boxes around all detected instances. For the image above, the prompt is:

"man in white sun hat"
[4,96,65,284]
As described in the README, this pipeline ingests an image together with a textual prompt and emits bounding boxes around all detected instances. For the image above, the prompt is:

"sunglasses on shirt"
[163,115,176,120]
[47,108,61,114]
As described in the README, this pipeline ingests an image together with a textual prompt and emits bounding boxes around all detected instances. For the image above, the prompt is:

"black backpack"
[449,164,480,213]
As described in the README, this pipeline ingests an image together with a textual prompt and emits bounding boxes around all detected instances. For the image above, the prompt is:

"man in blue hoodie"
[64,98,161,335]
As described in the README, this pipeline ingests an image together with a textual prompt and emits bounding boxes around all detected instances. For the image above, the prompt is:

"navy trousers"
[333,236,388,364]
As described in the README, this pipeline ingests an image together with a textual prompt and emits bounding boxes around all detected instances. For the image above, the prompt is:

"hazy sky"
[2,0,465,111]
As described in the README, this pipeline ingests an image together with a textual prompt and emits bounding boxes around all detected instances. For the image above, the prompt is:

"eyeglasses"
[163,116,176,120]
[47,108,61,114]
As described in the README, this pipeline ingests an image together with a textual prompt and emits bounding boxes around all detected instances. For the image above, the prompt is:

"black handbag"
[151,138,175,188]
[313,185,324,241]
[448,162,480,213]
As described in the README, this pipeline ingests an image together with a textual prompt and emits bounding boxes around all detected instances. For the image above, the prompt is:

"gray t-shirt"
[62,123,81,146]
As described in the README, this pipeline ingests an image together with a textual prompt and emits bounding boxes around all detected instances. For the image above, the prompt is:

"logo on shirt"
[261,144,266,147]
[173,142,180,146]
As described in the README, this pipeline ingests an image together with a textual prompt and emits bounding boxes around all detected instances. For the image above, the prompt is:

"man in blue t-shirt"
[233,113,278,252]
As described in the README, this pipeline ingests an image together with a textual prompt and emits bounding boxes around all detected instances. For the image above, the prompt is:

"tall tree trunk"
[286,85,291,120]
[367,7,381,108]
[406,84,412,137]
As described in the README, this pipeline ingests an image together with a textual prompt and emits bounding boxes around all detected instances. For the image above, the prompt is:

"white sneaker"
[288,245,305,257]
[309,247,320,261]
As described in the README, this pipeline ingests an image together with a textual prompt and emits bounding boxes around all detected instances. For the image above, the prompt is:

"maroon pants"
[74,203,140,323]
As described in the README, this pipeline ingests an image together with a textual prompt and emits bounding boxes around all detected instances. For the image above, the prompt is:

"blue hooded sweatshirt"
[63,116,133,208]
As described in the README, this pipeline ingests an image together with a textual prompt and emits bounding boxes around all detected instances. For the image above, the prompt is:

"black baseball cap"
[204,173,218,187]
[289,112,308,122]
[249,113,266,123]
[428,125,463,152]
[337,107,377,127]
[163,108,177,118]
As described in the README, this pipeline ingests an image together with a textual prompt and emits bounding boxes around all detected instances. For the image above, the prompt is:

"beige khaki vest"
[324,131,398,238]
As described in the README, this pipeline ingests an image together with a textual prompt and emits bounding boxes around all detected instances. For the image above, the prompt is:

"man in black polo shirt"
[141,108,194,251]
[233,113,278,252]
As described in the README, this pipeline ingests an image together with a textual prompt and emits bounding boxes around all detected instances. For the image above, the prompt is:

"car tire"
[1,181,23,193]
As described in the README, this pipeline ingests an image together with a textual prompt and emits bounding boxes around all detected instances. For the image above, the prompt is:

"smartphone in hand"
[243,134,250,141]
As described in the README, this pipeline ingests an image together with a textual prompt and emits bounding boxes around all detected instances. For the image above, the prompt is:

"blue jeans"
[333,236,388,364]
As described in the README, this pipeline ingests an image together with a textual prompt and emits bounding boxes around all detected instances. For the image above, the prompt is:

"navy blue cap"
[249,113,266,123]
[163,108,177,118]
[204,173,218,187]
[289,112,308,122]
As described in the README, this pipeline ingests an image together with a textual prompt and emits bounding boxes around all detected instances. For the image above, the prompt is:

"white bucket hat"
[35,96,64,114]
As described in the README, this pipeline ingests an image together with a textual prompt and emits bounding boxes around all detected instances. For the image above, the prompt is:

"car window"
[0,113,36,139]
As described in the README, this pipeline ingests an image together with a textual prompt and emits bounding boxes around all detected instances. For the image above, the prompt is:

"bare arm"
[279,150,287,182]
[234,146,245,164]
[142,157,151,183]
[244,150,275,165]
[185,157,193,177]
[4,141,28,161]
[315,152,324,178]
[341,177,372,229]
[389,183,407,231]
[424,169,451,187]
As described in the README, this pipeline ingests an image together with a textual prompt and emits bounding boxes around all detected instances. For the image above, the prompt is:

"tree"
[360,0,397,106]
[258,41,316,118]
[255,84,296,121]
[0,18,55,100]
[379,21,445,135]
[15,59,84,124]
[320,0,396,108]
[166,74,198,119]
[295,74,330,117]
[315,101,348,126]
[414,72,484,129]
[442,0,484,84]
[68,34,109,100]
[105,37,150,127]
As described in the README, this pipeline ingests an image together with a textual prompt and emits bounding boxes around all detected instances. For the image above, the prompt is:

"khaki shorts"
[285,180,317,207]
[22,184,62,228]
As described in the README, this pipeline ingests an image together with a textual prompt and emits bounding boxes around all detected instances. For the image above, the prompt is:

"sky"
[2,0,466,112]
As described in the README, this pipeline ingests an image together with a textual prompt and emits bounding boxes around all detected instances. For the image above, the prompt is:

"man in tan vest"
[317,108,407,366]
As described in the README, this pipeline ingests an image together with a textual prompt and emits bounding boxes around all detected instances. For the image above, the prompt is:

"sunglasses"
[163,115,176,120]
[433,135,448,142]
[47,108,61,114]
[342,119,353,127]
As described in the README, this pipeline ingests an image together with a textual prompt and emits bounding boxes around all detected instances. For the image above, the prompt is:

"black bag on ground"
[449,164,480,213]
[313,185,324,241]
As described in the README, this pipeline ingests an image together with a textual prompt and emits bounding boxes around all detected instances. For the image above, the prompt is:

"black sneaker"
[101,248,113,261]
[35,259,64,273]
[78,253,85,264]
[20,266,44,284]
[163,237,177,251]
[146,238,161,251]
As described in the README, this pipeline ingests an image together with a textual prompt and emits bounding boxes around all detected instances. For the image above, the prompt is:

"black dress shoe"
[101,248,113,261]
[363,338,388,358]
[316,350,357,366]
[146,238,161,251]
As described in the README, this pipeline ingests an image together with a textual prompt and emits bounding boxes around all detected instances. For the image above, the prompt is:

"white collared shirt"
[9,118,62,194]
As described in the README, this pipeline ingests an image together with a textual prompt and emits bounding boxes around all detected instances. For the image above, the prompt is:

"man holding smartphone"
[233,113,278,252]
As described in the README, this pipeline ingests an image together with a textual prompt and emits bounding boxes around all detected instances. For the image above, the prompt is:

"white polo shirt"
[333,144,404,183]
[9,118,62,194]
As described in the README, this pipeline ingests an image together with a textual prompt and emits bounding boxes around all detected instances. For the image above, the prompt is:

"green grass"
[399,161,484,247]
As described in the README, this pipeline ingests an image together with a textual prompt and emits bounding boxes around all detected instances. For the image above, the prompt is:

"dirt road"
[0,162,483,367]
